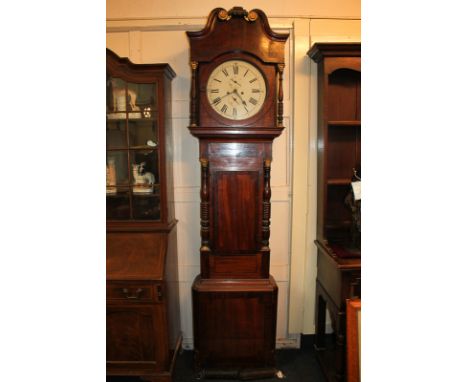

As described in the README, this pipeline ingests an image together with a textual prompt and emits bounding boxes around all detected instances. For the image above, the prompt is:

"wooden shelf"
[327,178,351,186]
[328,120,360,126]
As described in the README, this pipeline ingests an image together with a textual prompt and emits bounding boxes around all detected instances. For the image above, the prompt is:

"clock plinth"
[192,276,278,375]
[187,7,289,377]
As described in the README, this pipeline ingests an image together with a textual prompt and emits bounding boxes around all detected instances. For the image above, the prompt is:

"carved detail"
[229,7,247,18]
[190,61,198,127]
[218,7,258,22]
[246,11,258,22]
[261,160,272,250]
[217,9,230,20]
[200,159,210,252]
[277,64,285,128]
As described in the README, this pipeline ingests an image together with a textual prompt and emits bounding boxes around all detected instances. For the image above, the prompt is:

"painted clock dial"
[206,60,267,120]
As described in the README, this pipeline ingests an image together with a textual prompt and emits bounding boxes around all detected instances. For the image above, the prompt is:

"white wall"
[107,0,360,349]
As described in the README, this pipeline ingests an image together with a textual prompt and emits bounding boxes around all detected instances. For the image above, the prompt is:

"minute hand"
[210,91,232,105]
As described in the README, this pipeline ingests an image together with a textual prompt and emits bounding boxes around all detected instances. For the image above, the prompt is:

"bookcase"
[308,42,361,382]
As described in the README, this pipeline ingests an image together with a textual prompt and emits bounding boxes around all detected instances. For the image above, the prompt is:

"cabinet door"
[106,305,168,372]
[106,76,162,221]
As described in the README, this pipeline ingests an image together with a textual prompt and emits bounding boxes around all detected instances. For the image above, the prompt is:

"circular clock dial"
[206,60,267,121]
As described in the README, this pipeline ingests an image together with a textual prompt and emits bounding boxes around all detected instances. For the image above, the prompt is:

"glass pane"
[107,190,131,220]
[132,193,161,220]
[128,116,158,148]
[106,119,127,148]
[107,151,129,186]
[128,83,157,111]
[130,150,159,194]
[109,77,128,112]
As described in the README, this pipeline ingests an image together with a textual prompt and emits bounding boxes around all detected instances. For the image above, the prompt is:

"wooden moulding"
[187,7,289,65]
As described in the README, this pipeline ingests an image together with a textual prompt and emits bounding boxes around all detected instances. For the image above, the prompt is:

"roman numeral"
[244,69,249,77]
[249,97,258,105]
[221,104,228,113]
[249,78,258,83]
[233,64,239,75]
[244,105,249,112]
[222,68,229,77]
[210,89,219,93]
[252,89,260,93]
[213,78,221,83]
[212,97,221,106]
[233,108,237,118]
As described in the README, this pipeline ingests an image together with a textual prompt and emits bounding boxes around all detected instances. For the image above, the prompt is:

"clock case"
[187,7,289,378]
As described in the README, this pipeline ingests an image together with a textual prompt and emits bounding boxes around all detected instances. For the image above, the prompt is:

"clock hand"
[232,88,247,106]
[210,91,232,105]
[232,96,240,105]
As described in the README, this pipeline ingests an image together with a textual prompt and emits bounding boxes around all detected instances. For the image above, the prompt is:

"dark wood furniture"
[308,43,361,382]
[346,299,361,382]
[106,49,181,382]
[187,7,288,379]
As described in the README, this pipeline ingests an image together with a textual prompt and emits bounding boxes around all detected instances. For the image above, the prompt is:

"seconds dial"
[206,60,267,121]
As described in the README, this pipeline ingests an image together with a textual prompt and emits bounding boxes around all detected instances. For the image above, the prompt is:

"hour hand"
[232,88,247,105]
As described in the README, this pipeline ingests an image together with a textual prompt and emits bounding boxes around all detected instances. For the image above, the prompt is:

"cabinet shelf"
[106,146,159,151]
[327,178,351,186]
[328,120,360,126]
[106,189,161,197]
[107,115,157,121]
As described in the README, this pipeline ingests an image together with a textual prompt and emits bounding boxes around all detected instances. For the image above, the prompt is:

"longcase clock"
[187,7,289,379]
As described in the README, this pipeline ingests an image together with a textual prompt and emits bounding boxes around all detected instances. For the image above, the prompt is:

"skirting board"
[182,334,302,350]
[182,321,333,350]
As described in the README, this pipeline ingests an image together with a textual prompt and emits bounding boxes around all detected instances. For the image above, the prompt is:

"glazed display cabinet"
[106,49,181,382]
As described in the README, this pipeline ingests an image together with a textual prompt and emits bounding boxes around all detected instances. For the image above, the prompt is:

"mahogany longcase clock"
[187,7,289,379]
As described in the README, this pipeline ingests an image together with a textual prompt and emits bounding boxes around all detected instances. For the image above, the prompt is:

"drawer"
[107,282,162,303]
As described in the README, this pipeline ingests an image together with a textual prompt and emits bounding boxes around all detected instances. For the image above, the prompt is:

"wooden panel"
[106,232,167,280]
[328,69,361,121]
[107,304,169,372]
[192,276,277,368]
[106,306,157,363]
[199,295,266,363]
[327,125,360,180]
[346,299,361,382]
[213,171,259,253]
[210,254,261,277]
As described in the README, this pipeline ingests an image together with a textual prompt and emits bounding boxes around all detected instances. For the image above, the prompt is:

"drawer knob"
[122,288,143,299]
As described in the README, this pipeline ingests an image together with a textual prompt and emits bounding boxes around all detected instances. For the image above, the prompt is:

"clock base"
[192,275,278,374]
